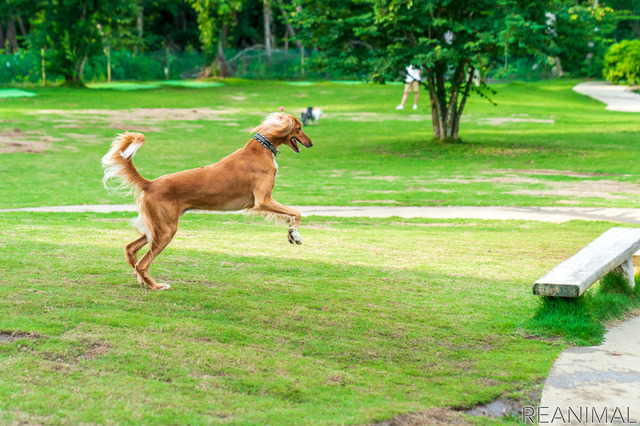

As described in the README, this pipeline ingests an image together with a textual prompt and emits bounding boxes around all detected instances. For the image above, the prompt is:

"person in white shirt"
[396,65,422,110]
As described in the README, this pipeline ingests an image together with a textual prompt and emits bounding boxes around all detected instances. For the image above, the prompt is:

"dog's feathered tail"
[101,132,150,195]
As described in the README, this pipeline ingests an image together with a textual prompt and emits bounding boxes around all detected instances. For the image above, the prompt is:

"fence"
[0,48,601,85]
[0,47,344,85]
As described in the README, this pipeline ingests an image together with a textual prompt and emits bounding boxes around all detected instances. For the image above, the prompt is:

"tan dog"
[102,112,313,290]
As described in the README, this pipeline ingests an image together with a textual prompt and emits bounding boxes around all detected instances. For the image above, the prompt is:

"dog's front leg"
[251,197,303,245]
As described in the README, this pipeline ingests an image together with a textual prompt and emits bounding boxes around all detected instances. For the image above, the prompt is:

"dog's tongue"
[291,138,300,153]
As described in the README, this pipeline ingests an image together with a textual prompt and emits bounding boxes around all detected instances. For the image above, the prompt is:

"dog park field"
[1,79,640,423]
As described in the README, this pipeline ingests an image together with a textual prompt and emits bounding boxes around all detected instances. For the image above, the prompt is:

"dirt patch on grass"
[439,172,640,201]
[488,168,620,178]
[80,343,110,359]
[509,180,640,200]
[333,112,426,122]
[391,222,478,227]
[350,200,398,204]
[478,117,554,125]
[354,175,399,182]
[372,408,471,425]
[0,330,43,342]
[0,128,61,154]
[33,108,241,123]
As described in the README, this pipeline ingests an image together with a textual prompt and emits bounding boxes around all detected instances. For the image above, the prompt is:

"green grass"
[527,273,640,345]
[0,212,626,424]
[2,79,640,423]
[1,79,640,209]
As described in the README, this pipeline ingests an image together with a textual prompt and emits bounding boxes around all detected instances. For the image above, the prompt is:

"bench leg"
[614,257,636,288]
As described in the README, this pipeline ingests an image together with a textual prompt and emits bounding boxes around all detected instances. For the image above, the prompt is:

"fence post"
[165,47,170,80]
[104,46,111,82]
[41,48,46,86]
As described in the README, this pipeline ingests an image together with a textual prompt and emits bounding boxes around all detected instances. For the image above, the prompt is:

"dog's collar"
[253,132,280,156]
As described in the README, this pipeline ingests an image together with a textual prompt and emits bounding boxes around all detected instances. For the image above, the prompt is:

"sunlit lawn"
[1,79,640,209]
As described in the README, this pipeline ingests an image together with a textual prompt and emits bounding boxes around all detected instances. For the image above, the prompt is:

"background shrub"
[603,39,640,85]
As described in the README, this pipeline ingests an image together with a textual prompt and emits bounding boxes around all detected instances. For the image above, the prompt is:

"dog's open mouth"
[290,137,312,153]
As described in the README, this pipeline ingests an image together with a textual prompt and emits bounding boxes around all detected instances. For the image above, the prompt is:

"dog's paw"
[149,283,171,291]
[288,229,302,245]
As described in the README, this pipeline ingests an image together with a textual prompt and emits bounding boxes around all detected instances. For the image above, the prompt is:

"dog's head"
[252,112,313,153]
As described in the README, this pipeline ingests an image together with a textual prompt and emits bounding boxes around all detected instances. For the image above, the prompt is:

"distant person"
[396,65,422,110]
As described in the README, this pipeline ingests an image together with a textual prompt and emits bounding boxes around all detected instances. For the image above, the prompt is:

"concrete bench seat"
[533,228,640,297]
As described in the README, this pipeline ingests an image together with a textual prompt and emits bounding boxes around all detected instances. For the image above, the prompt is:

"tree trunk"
[275,0,301,50]
[263,0,272,57]
[426,63,472,141]
[137,5,144,52]
[0,20,5,50]
[213,25,231,77]
[6,19,18,53]
[554,56,564,77]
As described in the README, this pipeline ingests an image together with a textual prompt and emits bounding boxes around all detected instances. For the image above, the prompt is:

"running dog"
[102,112,313,290]
[300,107,323,126]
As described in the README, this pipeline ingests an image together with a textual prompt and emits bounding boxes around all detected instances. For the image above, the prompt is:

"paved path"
[540,316,640,424]
[573,81,640,112]
[4,204,640,224]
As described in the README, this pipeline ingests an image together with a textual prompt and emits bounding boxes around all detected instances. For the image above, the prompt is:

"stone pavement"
[4,204,640,224]
[573,81,640,112]
[539,316,640,425]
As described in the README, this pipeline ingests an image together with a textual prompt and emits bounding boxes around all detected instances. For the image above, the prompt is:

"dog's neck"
[253,132,280,156]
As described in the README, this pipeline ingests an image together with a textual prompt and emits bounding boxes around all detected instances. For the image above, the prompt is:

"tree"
[547,1,617,78]
[188,0,243,78]
[294,0,550,140]
[0,0,40,53]
[30,0,135,86]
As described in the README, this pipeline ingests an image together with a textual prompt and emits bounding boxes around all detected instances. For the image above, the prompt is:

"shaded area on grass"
[0,212,586,424]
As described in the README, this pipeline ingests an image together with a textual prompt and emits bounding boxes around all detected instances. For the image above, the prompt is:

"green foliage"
[294,0,550,139]
[29,0,136,83]
[548,2,617,78]
[603,39,640,85]
[187,0,243,61]
[0,51,43,84]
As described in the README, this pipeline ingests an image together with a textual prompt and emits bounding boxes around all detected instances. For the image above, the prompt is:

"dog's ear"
[252,112,297,138]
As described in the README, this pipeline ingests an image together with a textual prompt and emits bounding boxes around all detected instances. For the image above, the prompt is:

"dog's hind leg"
[132,199,180,290]
[134,222,177,290]
[124,235,148,269]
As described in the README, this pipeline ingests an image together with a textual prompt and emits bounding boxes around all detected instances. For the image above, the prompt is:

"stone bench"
[533,228,640,297]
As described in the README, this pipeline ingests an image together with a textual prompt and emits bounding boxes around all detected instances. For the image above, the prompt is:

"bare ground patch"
[350,200,398,204]
[331,112,426,122]
[33,108,241,122]
[0,330,43,342]
[372,408,471,425]
[0,128,62,154]
[487,168,622,178]
[391,222,478,227]
[439,172,640,201]
[478,117,554,125]
[80,342,110,359]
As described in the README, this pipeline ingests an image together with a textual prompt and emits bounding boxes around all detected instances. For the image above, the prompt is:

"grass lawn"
[1,79,640,209]
[2,79,640,423]
[0,212,627,424]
